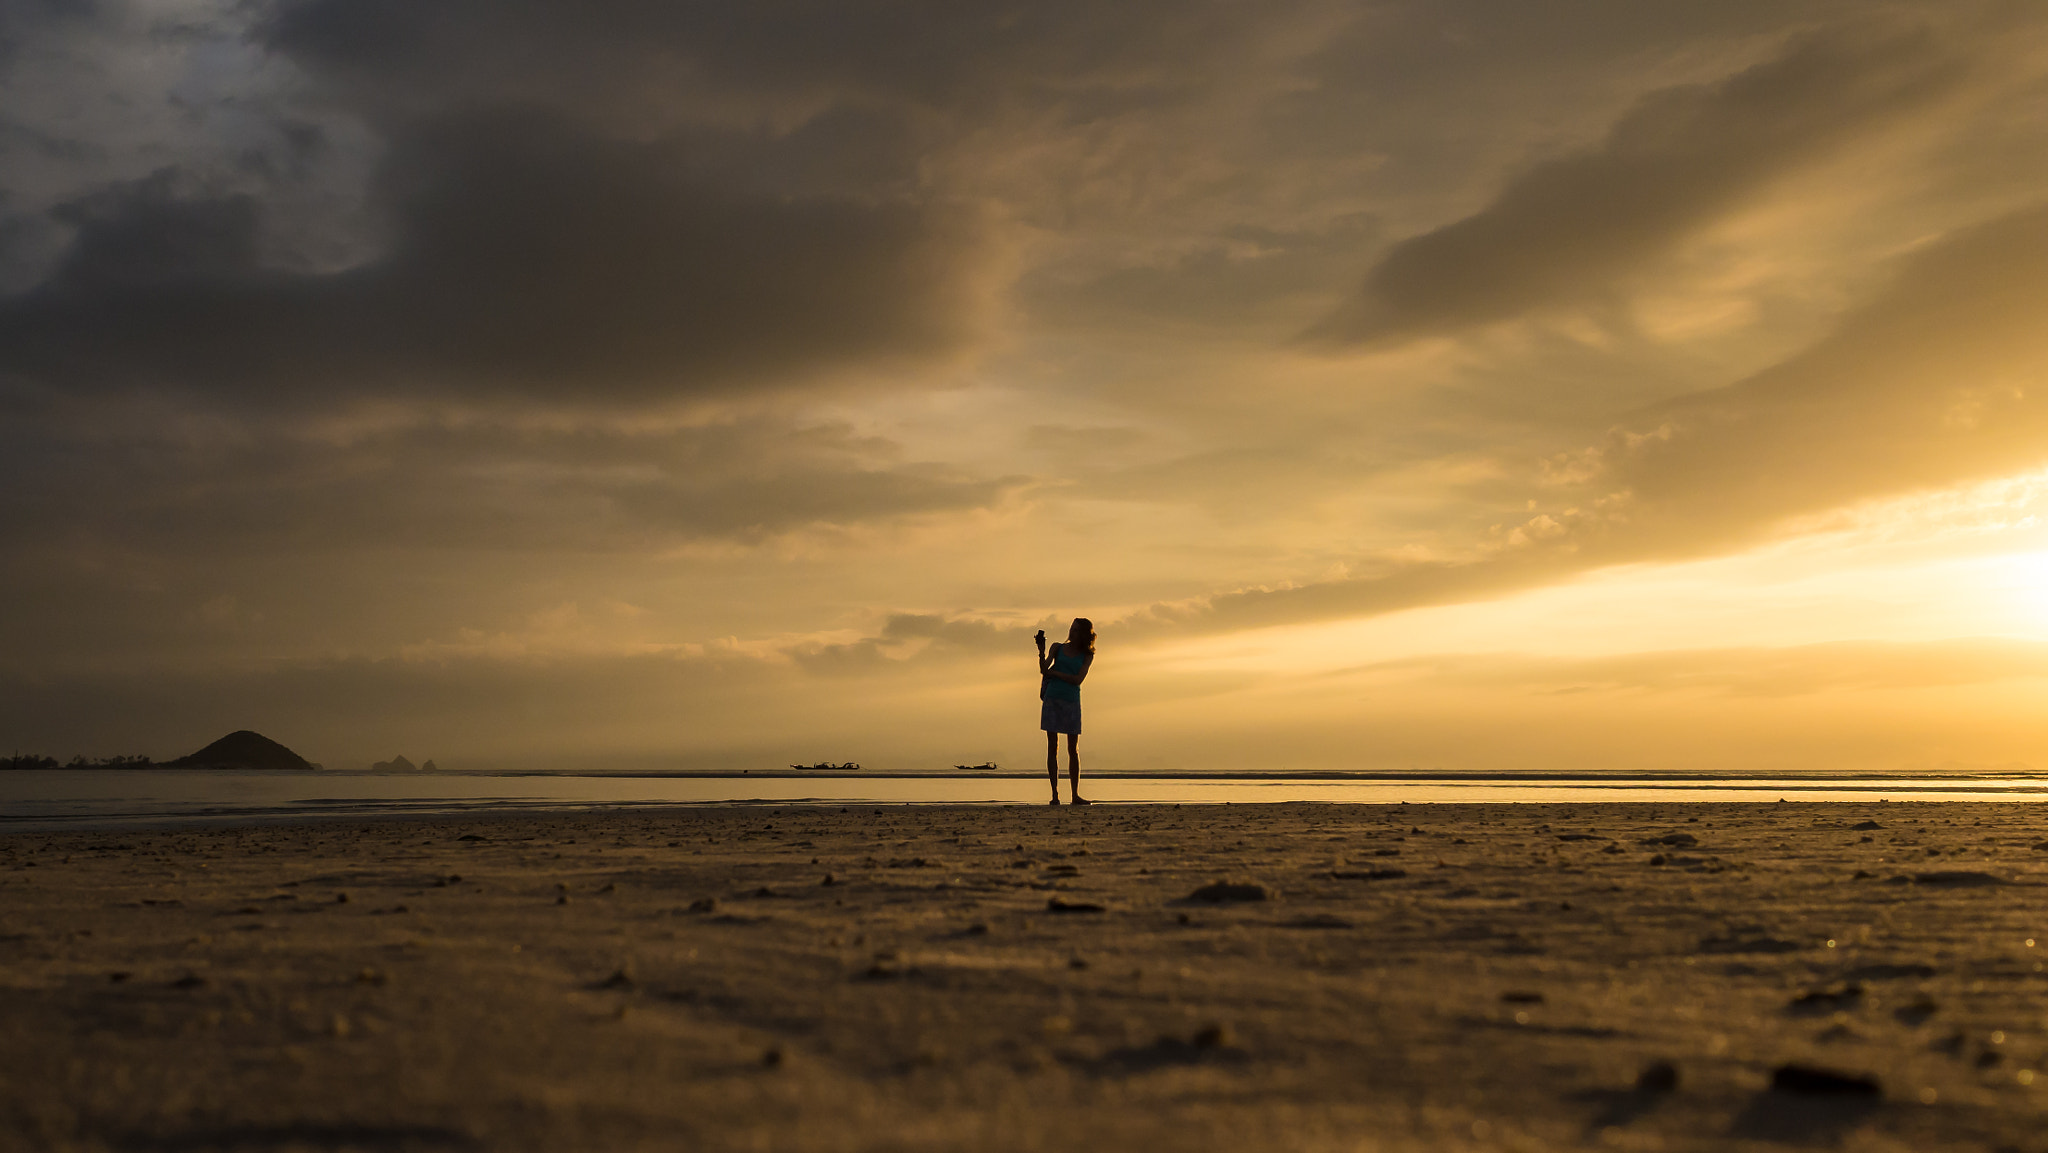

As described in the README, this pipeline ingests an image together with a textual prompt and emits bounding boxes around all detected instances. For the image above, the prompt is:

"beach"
[3,800,2045,1151]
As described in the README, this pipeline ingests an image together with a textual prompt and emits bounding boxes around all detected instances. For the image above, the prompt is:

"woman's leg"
[1067,733,1088,804]
[1045,731,1061,804]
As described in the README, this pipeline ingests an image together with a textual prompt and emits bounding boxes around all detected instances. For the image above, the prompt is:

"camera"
[1034,629,1046,647]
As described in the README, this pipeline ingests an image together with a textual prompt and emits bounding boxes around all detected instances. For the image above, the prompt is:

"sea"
[3,768,2045,831]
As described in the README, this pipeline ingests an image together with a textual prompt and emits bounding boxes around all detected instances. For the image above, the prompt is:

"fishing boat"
[953,762,999,771]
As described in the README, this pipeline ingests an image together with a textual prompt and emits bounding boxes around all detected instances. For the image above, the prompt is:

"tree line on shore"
[1,754,155,771]
[1,731,319,771]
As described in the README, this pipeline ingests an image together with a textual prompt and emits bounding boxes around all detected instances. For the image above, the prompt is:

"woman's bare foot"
[1070,795,1092,806]
[1048,796,1061,805]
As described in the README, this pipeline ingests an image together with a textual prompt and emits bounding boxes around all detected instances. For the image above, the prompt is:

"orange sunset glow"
[7,1,2048,775]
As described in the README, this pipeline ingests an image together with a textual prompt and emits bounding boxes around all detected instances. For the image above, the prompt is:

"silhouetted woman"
[1036,617,1096,805]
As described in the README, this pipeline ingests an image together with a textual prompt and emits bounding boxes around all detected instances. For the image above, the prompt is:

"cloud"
[0,407,1028,558]
[1116,195,2048,640]
[1599,198,2048,547]
[1362,637,2048,699]
[1310,21,1969,346]
[787,612,1025,674]
[261,0,1303,119]
[0,112,990,406]
[0,648,785,767]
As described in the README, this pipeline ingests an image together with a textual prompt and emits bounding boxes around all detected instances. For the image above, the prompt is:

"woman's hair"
[1068,617,1097,655]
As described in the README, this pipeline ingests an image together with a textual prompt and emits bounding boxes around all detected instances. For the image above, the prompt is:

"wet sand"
[3,801,2045,1151]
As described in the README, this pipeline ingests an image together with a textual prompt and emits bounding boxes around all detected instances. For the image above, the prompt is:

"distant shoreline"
[5,766,2043,782]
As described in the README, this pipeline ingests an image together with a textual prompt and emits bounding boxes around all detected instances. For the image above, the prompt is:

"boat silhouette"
[791,761,861,771]
[953,762,999,771]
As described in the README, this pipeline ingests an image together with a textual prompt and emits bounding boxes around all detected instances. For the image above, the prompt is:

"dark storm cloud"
[0,111,982,405]
[0,0,96,66]
[1311,22,1967,346]
[261,0,1280,116]
[0,411,1026,557]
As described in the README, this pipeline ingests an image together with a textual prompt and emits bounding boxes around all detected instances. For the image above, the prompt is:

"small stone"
[1501,991,1544,1004]
[1770,1063,1881,1096]
[356,968,387,985]
[1851,821,1884,831]
[965,922,989,936]
[687,897,717,913]
[334,892,349,904]
[1636,1061,1680,1093]
[1192,1023,1235,1048]
[1788,984,1864,1014]
[107,971,131,983]
[1912,871,2003,887]
[1047,897,1106,913]
[556,894,570,905]
[821,874,836,887]
[1185,881,1268,903]
[170,974,206,990]
[762,1048,784,1069]
[595,969,634,990]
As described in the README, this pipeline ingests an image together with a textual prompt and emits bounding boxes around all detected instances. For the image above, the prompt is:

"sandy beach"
[3,800,2045,1151]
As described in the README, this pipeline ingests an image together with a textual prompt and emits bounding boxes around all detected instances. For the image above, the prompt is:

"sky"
[8,0,2048,772]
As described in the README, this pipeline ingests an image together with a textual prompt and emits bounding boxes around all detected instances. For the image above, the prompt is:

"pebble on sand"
[1910,871,2003,887]
[1770,1063,1881,1097]
[1184,881,1269,903]
[1636,1061,1680,1093]
[1047,897,1106,913]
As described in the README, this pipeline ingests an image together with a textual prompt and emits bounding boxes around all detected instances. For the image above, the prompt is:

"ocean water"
[3,769,2045,830]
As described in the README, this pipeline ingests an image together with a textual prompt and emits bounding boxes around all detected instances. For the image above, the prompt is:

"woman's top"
[1041,644,1092,704]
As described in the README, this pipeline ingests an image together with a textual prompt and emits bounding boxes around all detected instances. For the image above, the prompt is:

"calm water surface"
[3,769,2045,830]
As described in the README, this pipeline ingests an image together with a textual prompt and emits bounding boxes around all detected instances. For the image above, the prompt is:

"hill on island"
[168,731,318,771]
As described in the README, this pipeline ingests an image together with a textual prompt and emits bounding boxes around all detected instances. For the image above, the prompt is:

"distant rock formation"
[371,755,418,773]
[421,759,439,772]
[169,731,317,772]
